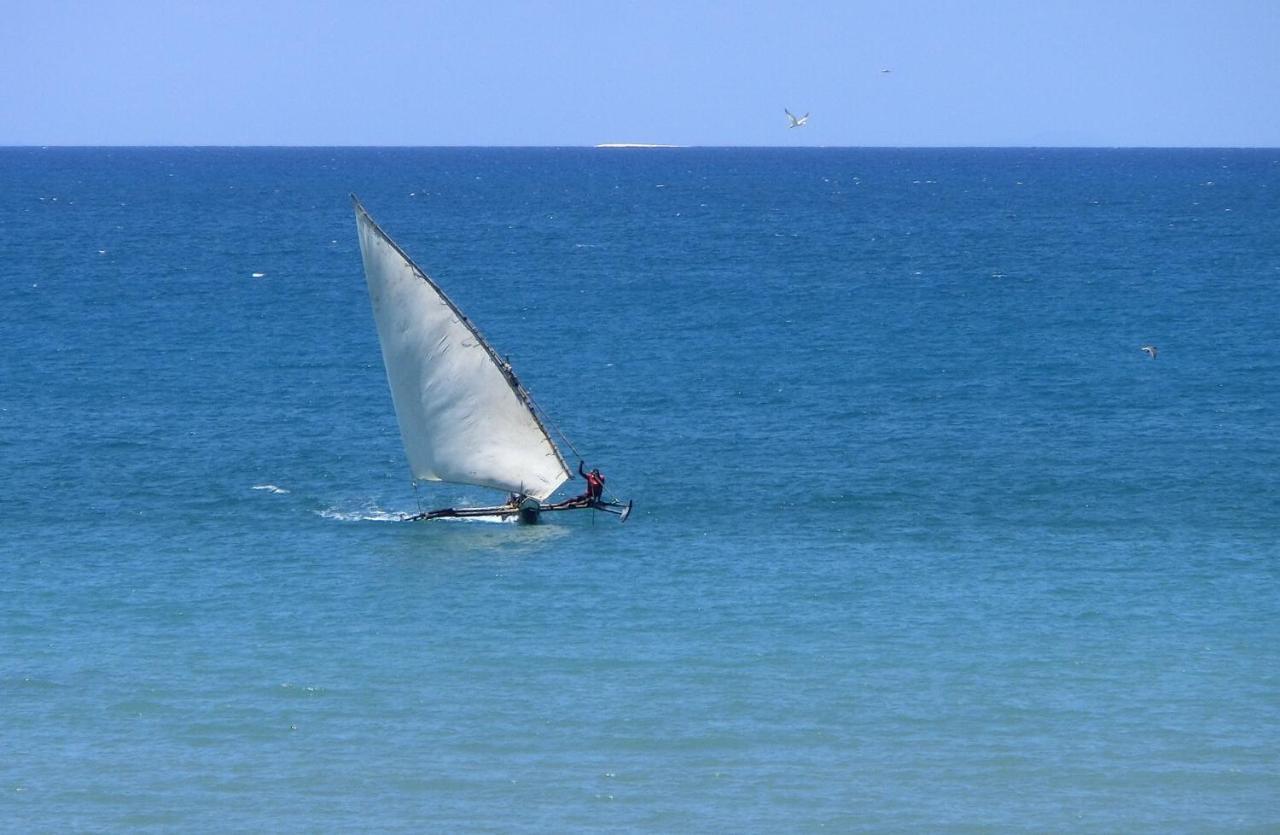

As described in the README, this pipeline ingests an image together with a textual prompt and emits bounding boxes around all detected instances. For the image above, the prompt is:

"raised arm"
[578,460,587,479]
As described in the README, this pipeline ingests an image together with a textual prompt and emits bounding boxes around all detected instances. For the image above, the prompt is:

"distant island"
[594,143,681,149]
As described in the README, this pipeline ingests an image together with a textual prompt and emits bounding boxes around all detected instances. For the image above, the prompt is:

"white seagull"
[1141,345,1158,359]
[785,108,809,128]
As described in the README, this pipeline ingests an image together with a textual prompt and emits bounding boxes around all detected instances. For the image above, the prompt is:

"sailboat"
[352,196,632,524]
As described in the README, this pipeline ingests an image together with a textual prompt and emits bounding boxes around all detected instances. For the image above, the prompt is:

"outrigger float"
[353,196,632,525]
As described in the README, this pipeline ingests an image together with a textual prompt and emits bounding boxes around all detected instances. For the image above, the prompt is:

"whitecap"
[251,272,266,278]
[252,484,290,494]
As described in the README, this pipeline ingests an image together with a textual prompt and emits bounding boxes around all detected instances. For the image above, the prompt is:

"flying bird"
[785,108,809,128]
[1141,345,1158,359]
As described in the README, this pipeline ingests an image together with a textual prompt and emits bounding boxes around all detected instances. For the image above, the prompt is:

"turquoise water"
[3,147,1279,830]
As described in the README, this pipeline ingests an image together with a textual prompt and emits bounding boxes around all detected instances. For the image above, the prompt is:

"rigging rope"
[528,396,621,504]
[536,401,586,464]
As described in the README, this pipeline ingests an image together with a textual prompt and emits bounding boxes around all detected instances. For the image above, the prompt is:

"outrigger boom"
[405,496,634,525]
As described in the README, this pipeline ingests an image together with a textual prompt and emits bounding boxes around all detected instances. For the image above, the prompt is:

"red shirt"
[586,472,605,496]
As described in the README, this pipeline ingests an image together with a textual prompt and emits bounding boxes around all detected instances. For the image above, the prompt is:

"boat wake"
[434,514,515,525]
[316,506,405,523]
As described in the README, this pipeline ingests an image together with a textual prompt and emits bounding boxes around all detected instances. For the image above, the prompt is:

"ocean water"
[3,147,1279,831]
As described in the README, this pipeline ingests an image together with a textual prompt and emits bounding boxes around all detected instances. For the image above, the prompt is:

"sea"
[3,147,1278,831]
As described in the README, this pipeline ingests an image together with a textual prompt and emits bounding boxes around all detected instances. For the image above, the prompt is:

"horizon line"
[3,143,1279,151]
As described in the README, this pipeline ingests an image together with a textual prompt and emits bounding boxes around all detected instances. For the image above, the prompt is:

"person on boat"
[577,461,605,505]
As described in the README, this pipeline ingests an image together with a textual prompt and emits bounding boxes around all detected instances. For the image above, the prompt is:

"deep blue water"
[3,147,1279,830]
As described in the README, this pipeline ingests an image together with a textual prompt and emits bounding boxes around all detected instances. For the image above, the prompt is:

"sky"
[4,0,1278,146]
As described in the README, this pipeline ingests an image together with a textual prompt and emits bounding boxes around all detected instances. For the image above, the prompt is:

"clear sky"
[4,0,1278,146]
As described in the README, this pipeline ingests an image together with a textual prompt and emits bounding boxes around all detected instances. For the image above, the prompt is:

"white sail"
[353,198,570,501]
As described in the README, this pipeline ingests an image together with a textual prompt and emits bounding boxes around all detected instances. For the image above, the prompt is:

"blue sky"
[4,0,1278,146]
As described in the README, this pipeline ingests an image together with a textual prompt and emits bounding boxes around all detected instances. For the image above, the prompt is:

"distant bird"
[1141,345,1158,359]
[785,108,809,128]
[880,68,892,73]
